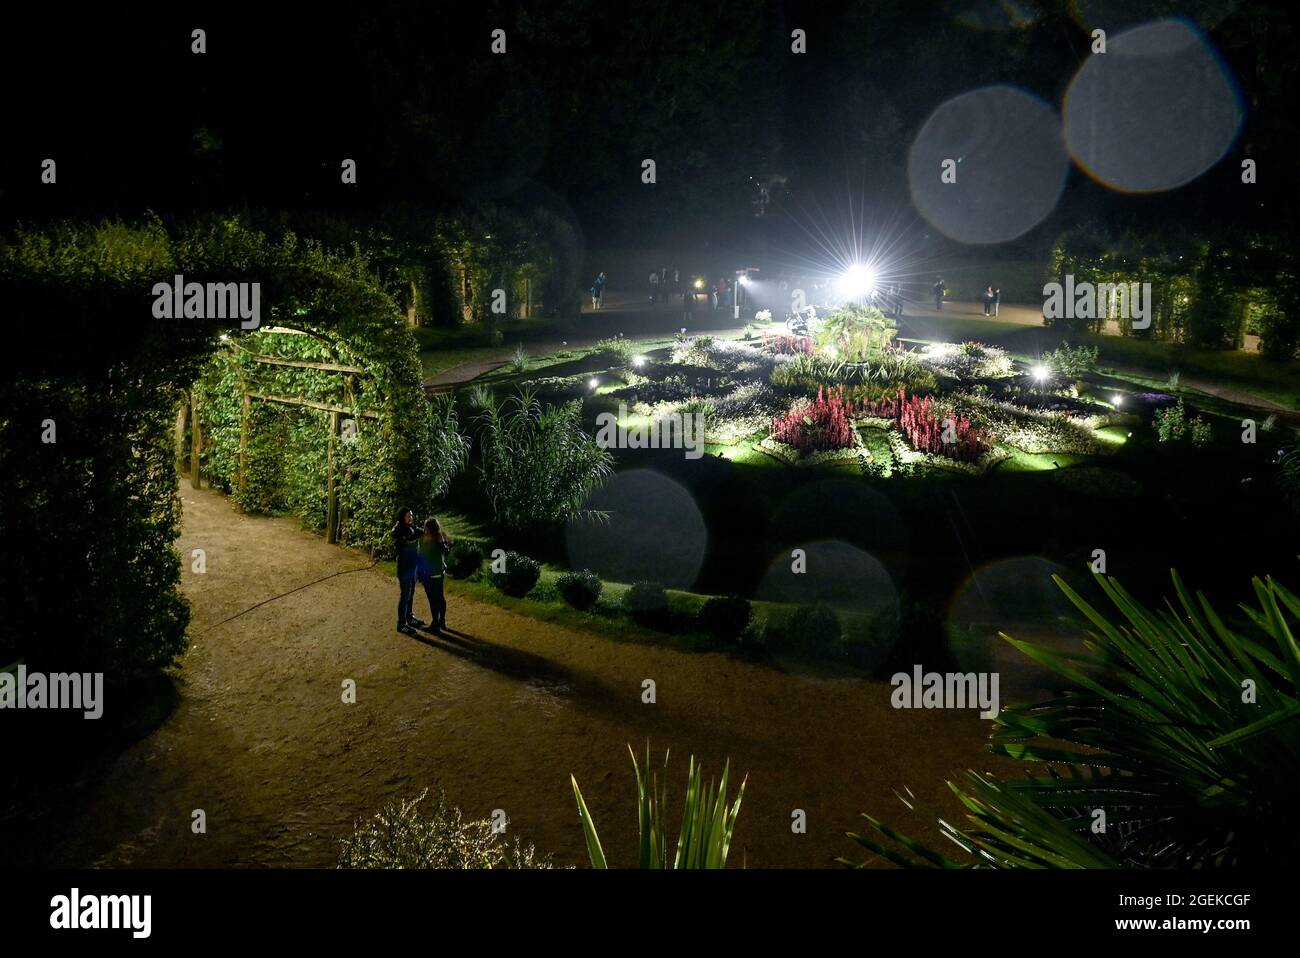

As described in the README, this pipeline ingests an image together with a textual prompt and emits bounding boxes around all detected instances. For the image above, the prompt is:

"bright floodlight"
[1111,393,1124,406]
[738,274,751,287]
[632,355,645,367]
[839,263,876,300]
[1032,365,1050,381]
[694,277,704,289]
[588,377,599,389]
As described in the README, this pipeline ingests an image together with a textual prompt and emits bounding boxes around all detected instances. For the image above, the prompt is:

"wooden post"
[175,395,190,476]
[190,390,202,489]
[238,392,251,498]
[326,410,341,544]
[525,277,532,319]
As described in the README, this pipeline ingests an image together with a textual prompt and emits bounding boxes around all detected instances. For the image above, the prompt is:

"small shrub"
[624,580,669,622]
[1043,341,1099,377]
[527,581,559,602]
[488,551,541,597]
[697,595,752,642]
[338,789,553,869]
[921,341,1014,380]
[713,382,785,418]
[1189,415,1213,447]
[446,539,487,578]
[679,396,717,419]
[787,604,842,649]
[1154,399,1190,442]
[592,336,636,367]
[557,569,603,610]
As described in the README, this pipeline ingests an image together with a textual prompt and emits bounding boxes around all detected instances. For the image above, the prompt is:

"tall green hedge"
[0,214,462,679]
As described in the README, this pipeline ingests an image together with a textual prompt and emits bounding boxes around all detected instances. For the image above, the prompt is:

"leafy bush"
[674,395,713,418]
[713,382,786,419]
[1154,399,1211,446]
[920,341,1014,380]
[697,595,752,642]
[624,580,669,622]
[1043,341,1099,377]
[556,569,603,610]
[446,539,487,578]
[591,336,636,366]
[770,386,858,453]
[571,743,746,869]
[520,374,600,401]
[671,335,720,367]
[488,551,541,597]
[1190,414,1214,447]
[477,388,614,530]
[338,789,553,869]
[844,570,1300,869]
[787,604,842,649]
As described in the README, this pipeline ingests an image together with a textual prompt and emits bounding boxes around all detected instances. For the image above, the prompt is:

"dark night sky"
[0,1,1294,255]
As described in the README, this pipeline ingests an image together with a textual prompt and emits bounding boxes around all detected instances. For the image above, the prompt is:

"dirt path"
[32,487,1010,869]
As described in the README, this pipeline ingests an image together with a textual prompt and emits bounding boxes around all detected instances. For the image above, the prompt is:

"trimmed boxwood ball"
[446,539,487,578]
[488,551,541,597]
[624,579,670,616]
[788,604,842,648]
[556,569,603,610]
[698,595,752,642]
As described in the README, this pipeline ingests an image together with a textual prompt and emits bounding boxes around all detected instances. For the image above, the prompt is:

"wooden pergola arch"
[177,323,384,544]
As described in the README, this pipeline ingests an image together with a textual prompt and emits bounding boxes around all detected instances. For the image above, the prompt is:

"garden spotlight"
[838,263,876,301]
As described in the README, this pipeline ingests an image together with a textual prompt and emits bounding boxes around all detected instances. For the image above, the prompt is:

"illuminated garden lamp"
[694,278,704,290]
[588,377,599,390]
[838,263,876,302]
[632,355,646,367]
[1032,364,1050,382]
[1111,394,1124,407]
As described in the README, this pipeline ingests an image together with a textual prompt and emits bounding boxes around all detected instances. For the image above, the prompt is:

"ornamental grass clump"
[571,743,746,869]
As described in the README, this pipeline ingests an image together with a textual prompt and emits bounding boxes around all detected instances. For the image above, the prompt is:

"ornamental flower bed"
[760,333,815,356]
[769,386,858,453]
[860,389,990,463]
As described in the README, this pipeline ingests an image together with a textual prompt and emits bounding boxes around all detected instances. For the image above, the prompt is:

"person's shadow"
[402,625,581,692]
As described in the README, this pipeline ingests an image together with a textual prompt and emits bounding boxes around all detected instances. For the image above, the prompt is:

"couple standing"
[393,507,450,635]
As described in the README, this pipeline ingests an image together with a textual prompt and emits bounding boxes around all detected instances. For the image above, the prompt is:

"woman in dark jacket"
[392,506,423,633]
[417,517,452,633]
